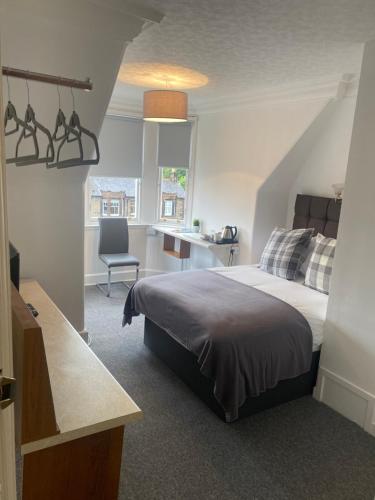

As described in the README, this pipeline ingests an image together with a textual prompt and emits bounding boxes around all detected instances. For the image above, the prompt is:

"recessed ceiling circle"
[118,63,208,90]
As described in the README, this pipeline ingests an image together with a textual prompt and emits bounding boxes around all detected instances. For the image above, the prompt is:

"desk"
[153,225,238,267]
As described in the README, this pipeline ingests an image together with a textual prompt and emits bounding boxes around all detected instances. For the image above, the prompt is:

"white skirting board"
[84,268,164,286]
[314,367,375,437]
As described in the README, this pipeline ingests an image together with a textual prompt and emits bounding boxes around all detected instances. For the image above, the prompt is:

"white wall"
[2,0,148,330]
[251,96,356,261]
[314,41,375,436]
[192,98,329,264]
[287,97,356,226]
[192,93,357,265]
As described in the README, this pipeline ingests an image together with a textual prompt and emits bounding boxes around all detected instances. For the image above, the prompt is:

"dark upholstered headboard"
[293,194,342,239]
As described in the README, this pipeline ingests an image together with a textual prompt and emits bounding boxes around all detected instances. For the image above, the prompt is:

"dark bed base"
[144,318,321,422]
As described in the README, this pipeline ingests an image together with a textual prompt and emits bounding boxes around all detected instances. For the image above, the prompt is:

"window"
[159,167,188,223]
[87,176,139,222]
[102,200,109,216]
[163,199,174,217]
[110,199,121,216]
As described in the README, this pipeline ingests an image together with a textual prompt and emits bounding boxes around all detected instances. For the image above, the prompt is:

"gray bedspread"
[123,270,313,421]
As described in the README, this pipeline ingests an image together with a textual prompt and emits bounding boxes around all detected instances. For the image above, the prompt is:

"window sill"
[155,221,187,228]
[85,223,150,230]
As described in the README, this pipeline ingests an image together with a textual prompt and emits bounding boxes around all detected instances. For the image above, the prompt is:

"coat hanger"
[3,68,96,169]
[46,112,83,168]
[4,101,25,137]
[54,88,99,169]
[15,80,55,166]
[46,85,83,169]
[11,79,40,164]
[62,109,100,167]
[4,75,20,136]
[4,76,37,164]
[51,86,69,141]
[45,108,66,168]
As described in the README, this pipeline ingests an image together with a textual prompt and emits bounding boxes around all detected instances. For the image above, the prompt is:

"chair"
[97,218,140,297]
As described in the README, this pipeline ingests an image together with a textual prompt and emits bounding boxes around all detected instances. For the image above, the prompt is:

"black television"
[9,242,20,290]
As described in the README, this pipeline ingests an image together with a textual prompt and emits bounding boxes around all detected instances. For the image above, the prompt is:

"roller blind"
[157,122,192,169]
[89,115,143,178]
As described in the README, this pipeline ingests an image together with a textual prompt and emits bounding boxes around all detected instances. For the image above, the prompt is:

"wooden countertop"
[20,280,142,455]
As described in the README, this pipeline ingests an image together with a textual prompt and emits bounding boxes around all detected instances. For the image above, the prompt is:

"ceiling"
[111,0,375,112]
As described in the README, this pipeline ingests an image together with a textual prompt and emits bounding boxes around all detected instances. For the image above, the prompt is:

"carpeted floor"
[85,283,375,500]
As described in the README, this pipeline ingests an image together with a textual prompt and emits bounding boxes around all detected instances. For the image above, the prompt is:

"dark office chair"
[97,218,140,297]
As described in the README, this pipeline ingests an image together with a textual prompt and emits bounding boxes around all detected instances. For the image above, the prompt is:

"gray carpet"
[85,283,375,500]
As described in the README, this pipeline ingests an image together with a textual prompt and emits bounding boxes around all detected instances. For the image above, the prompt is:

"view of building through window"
[87,177,138,220]
[159,167,188,223]
[87,170,188,223]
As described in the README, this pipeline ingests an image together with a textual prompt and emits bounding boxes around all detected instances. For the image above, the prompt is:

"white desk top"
[20,280,142,455]
[152,225,237,249]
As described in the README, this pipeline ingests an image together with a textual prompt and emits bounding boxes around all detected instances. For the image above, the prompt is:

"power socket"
[231,246,240,255]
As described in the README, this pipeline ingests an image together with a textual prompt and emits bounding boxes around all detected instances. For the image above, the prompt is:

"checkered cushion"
[260,227,314,280]
[304,233,336,294]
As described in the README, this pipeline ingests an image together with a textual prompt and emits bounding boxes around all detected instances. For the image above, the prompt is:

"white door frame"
[0,50,17,500]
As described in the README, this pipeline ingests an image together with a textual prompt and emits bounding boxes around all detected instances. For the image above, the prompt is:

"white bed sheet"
[213,265,328,351]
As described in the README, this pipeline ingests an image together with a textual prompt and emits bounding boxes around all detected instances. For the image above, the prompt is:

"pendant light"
[143,90,187,123]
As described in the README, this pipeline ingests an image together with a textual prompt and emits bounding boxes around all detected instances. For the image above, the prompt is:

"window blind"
[89,116,143,178]
[157,122,192,169]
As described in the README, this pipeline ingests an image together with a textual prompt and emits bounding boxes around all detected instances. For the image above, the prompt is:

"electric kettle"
[221,225,238,243]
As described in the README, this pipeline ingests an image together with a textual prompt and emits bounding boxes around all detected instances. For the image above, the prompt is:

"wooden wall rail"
[2,66,92,91]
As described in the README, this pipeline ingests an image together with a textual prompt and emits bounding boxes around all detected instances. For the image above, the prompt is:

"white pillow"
[300,236,317,276]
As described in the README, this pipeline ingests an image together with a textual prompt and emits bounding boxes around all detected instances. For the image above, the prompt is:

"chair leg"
[96,267,112,297]
[99,265,138,296]
[107,268,111,297]
[122,265,139,290]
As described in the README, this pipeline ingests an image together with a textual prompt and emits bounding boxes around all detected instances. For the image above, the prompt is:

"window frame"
[101,199,109,217]
[163,199,174,217]
[84,114,197,228]
[109,198,121,217]
[157,167,190,225]
[156,119,196,227]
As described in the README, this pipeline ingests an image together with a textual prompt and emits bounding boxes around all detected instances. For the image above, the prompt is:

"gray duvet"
[123,269,312,421]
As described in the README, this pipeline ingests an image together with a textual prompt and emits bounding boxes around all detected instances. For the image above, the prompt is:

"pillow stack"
[304,233,336,294]
[260,227,314,280]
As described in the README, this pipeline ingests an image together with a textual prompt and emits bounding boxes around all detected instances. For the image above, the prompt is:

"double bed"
[124,195,341,422]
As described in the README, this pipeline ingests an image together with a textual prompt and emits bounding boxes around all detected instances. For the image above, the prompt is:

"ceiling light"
[143,90,187,123]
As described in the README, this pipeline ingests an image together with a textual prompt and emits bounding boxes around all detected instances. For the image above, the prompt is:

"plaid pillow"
[304,233,336,294]
[260,227,314,280]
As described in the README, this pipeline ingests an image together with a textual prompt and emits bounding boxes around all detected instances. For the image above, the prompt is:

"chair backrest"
[98,218,129,255]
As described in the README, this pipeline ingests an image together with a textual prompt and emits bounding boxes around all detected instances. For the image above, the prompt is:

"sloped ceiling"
[112,0,375,112]
[2,0,154,330]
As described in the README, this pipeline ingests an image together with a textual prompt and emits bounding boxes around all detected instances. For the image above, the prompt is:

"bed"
[124,195,341,422]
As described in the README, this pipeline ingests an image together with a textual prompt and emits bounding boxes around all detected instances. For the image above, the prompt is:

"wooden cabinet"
[12,281,142,500]
[163,233,191,259]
